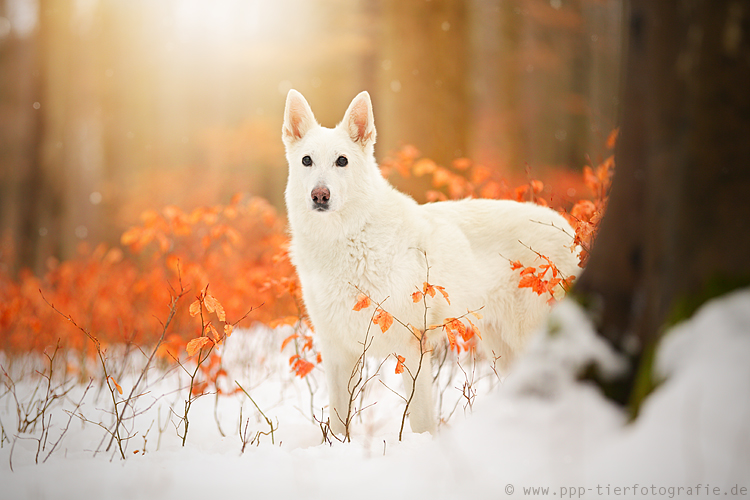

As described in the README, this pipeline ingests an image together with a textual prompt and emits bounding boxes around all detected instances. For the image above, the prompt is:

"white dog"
[282,90,579,435]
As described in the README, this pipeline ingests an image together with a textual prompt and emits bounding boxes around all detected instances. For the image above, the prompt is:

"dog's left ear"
[341,91,376,148]
[283,89,317,147]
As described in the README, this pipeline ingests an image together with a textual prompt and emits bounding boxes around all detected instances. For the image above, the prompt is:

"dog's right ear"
[282,90,317,146]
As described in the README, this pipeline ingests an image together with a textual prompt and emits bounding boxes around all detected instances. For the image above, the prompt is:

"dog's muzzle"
[311,186,330,211]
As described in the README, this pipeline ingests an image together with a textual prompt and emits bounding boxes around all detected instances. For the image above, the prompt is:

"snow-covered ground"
[2,290,749,499]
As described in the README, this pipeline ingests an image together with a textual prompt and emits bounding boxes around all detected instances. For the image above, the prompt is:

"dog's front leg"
[320,341,360,437]
[400,349,436,434]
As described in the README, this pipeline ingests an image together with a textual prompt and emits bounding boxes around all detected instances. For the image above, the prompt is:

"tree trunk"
[575,0,750,410]
[377,0,470,168]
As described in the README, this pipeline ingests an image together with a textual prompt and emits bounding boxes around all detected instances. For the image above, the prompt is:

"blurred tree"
[377,0,470,168]
[0,0,50,275]
[468,0,622,174]
[576,0,750,411]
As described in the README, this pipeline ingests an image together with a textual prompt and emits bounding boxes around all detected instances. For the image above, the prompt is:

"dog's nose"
[311,186,330,207]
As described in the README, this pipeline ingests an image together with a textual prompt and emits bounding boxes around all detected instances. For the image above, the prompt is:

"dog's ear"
[341,91,376,147]
[282,90,317,146]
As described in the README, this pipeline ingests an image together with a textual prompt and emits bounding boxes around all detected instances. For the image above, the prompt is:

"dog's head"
[282,90,378,214]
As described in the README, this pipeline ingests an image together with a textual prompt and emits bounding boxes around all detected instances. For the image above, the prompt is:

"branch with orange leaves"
[334,284,396,441]
[349,250,484,439]
[171,285,260,446]
[505,242,576,305]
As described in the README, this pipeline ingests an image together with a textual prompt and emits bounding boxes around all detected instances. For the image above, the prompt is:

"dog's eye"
[335,156,348,167]
[302,155,312,167]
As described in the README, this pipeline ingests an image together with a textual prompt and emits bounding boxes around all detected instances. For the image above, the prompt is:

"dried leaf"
[186,336,212,356]
[207,323,221,343]
[289,354,315,378]
[411,290,424,303]
[352,293,372,311]
[120,227,141,246]
[395,355,406,375]
[204,294,226,322]
[280,333,298,352]
[434,285,450,305]
[372,308,394,333]
[189,300,202,317]
[409,324,423,339]
[466,317,482,340]
[109,376,123,395]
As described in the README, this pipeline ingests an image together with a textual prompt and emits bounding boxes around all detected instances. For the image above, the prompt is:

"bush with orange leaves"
[0,194,296,361]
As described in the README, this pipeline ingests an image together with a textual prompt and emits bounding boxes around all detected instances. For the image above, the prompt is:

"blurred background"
[0,0,622,276]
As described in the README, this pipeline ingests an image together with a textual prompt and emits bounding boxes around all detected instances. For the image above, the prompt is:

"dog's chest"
[338,230,393,287]
[295,224,407,297]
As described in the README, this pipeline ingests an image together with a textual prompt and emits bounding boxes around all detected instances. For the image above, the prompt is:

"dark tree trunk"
[575,0,750,410]
[0,0,51,275]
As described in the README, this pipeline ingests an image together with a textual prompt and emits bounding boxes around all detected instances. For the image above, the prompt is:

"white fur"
[282,90,580,435]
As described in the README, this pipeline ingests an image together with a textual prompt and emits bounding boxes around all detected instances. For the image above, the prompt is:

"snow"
[2,289,749,499]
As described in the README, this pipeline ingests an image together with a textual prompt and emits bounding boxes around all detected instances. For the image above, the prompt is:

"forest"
[1,0,748,498]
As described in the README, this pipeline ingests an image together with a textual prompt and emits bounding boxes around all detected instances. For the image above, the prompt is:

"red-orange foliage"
[1,131,615,383]
[0,195,295,358]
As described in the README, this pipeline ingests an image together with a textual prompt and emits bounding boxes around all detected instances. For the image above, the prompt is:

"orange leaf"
[409,324,423,339]
[280,333,298,352]
[186,336,212,356]
[467,317,482,340]
[289,355,315,378]
[204,294,226,322]
[452,157,472,171]
[518,274,539,290]
[530,179,544,194]
[412,158,437,176]
[189,300,202,317]
[372,308,394,333]
[445,327,457,351]
[606,127,619,149]
[432,167,452,188]
[109,376,123,395]
[224,324,234,338]
[395,355,406,375]
[520,267,537,275]
[434,285,450,305]
[411,290,424,303]
[510,260,524,271]
[120,227,141,246]
[207,323,221,343]
[422,282,436,298]
[443,318,467,351]
[352,293,372,311]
